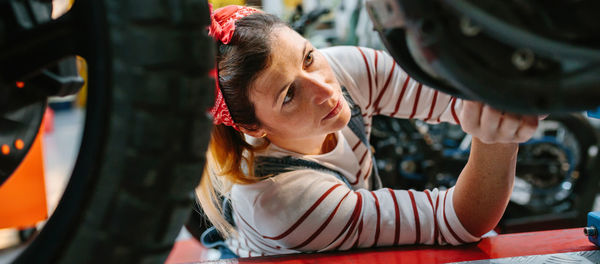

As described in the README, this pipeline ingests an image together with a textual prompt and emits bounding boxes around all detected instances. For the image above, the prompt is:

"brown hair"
[197,12,287,238]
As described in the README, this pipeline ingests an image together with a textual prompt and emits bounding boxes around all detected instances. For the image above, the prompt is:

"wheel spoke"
[0,7,80,82]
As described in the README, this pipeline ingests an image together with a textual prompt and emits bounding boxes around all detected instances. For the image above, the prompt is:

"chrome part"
[511,48,536,71]
[459,17,482,37]
[584,226,597,237]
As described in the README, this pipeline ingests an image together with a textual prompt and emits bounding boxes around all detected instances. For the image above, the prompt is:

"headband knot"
[207,5,261,131]
[209,5,261,44]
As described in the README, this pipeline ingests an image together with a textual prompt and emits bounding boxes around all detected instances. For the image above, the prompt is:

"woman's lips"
[323,98,342,120]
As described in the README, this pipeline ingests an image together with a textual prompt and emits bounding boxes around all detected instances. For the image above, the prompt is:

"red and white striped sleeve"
[230,170,479,255]
[321,46,463,125]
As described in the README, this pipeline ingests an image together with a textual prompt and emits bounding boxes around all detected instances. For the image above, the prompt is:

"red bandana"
[208,5,261,130]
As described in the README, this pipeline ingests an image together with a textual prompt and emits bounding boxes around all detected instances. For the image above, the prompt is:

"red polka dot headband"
[208,5,261,131]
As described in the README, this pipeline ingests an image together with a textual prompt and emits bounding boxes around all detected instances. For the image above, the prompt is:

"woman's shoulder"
[320,45,374,55]
[231,169,346,209]
[320,45,373,64]
[321,45,383,66]
[233,169,341,194]
[319,45,359,54]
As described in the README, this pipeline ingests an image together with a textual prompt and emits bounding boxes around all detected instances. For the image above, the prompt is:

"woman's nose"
[302,73,333,105]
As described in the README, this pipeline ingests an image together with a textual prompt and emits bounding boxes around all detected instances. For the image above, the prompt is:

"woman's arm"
[321,46,462,124]
[231,170,479,257]
[453,101,540,236]
[453,138,518,236]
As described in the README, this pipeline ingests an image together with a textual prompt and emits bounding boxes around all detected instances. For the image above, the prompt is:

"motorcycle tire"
[11,0,214,263]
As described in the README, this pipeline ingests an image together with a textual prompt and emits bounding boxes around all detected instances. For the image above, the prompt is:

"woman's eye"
[304,51,314,67]
[283,85,295,105]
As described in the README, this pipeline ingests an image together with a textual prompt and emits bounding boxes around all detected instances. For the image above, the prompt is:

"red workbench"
[166,228,597,263]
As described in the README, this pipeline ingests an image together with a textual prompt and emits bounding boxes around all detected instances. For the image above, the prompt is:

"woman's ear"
[238,127,267,138]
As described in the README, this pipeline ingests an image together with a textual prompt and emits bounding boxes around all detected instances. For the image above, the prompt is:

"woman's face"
[247,26,351,152]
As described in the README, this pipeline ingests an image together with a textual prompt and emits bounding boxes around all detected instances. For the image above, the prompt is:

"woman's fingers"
[459,100,483,135]
[497,113,522,142]
[515,116,539,143]
[459,100,541,144]
[479,105,503,143]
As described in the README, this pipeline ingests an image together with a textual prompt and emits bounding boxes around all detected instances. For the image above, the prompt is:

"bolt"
[512,48,535,71]
[460,17,481,37]
[584,226,597,237]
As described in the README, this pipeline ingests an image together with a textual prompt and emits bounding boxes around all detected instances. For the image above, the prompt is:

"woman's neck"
[268,132,338,155]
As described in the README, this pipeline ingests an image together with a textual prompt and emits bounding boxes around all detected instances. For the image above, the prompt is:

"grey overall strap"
[341,86,382,189]
[255,156,352,188]
[342,87,369,146]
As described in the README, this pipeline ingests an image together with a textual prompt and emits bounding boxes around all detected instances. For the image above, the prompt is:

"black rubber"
[13,0,214,263]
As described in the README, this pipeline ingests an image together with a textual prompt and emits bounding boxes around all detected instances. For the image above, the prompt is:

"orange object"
[0,128,48,229]
[16,81,25,88]
[1,144,9,155]
[15,139,24,150]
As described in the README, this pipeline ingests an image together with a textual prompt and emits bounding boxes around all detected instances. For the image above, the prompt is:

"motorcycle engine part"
[366,0,600,114]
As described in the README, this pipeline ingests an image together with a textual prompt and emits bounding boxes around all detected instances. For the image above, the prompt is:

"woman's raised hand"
[459,100,542,144]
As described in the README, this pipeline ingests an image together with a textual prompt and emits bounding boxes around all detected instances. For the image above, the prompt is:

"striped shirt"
[228,46,479,257]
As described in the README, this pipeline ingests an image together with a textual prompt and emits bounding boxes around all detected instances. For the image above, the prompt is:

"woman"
[197,5,541,258]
